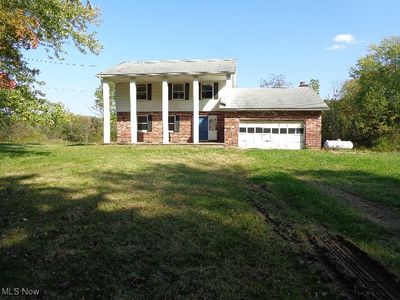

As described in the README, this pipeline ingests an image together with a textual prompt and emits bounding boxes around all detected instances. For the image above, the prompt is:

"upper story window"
[168,83,189,100]
[137,84,147,100]
[201,83,213,99]
[136,84,152,100]
[172,84,185,100]
[200,82,219,99]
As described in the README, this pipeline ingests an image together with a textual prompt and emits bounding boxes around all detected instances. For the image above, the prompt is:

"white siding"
[115,79,226,112]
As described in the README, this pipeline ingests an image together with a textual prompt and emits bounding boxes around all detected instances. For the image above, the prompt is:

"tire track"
[247,183,400,299]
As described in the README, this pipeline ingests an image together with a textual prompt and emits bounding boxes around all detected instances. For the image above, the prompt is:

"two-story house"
[97,59,328,149]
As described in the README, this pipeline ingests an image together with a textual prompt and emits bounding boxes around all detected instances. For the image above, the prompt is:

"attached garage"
[238,121,305,149]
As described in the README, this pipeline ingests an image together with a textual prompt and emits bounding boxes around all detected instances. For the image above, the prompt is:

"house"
[97,59,329,149]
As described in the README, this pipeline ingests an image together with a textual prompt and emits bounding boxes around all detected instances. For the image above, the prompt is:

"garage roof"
[98,59,236,77]
[226,87,329,110]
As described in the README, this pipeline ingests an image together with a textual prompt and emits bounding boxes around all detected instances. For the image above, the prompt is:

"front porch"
[102,74,232,145]
[116,111,225,144]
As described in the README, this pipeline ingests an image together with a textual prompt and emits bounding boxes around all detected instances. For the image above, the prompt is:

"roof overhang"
[97,71,234,78]
[218,107,330,111]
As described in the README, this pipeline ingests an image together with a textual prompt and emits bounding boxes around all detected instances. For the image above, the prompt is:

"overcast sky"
[25,0,400,115]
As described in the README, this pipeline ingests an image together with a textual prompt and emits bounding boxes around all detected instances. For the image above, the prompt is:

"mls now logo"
[2,287,40,296]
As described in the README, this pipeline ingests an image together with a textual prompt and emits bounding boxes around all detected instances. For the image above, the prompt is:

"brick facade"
[223,111,322,149]
[117,112,193,143]
[117,110,322,149]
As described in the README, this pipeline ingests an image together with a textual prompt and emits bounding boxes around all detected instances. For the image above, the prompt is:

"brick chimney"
[299,81,309,87]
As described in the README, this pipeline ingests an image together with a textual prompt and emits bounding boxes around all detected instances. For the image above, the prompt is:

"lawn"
[0,144,399,298]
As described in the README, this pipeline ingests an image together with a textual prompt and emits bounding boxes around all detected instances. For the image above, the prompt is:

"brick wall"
[170,112,192,143]
[117,112,194,143]
[117,110,322,148]
[223,111,322,149]
[117,112,131,143]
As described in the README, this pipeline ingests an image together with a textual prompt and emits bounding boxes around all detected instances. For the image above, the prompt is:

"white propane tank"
[324,139,354,150]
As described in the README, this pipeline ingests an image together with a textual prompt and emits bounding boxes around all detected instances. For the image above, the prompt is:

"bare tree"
[326,81,344,101]
[259,74,292,88]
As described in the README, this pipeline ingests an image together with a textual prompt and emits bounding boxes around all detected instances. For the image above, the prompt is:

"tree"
[91,82,116,116]
[322,82,346,141]
[259,74,292,88]
[322,36,400,149]
[345,36,400,146]
[0,0,101,88]
[62,114,102,144]
[0,0,102,131]
[309,79,320,94]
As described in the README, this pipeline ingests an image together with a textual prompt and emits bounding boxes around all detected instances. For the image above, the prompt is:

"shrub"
[372,130,400,152]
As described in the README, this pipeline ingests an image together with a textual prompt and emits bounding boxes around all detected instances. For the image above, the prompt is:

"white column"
[162,79,169,144]
[129,80,137,144]
[103,81,110,144]
[225,74,232,107]
[192,78,199,144]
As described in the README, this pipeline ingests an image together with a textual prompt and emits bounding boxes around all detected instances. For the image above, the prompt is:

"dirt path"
[247,183,400,299]
[303,179,400,231]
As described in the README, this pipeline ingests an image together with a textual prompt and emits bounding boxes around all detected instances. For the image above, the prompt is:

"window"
[248,127,255,133]
[168,115,180,132]
[272,128,279,134]
[288,128,296,134]
[168,116,175,131]
[201,83,213,99]
[137,84,147,100]
[137,115,149,131]
[172,84,185,100]
[256,127,262,133]
[239,127,246,133]
[296,128,304,134]
[208,116,217,131]
[263,128,271,133]
[280,128,287,134]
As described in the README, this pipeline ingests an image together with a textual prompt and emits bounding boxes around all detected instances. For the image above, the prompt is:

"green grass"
[0,144,399,298]
[248,149,400,275]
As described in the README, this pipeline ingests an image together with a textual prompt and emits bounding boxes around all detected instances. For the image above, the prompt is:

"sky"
[25,0,400,115]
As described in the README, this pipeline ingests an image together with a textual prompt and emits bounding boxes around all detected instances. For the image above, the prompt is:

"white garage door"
[238,121,305,149]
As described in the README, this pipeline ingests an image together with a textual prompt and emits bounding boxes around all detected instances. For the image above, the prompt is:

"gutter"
[218,107,330,111]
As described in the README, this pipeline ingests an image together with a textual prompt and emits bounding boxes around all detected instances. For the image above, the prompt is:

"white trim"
[129,80,137,144]
[193,79,199,144]
[224,74,232,107]
[103,82,110,144]
[162,80,169,144]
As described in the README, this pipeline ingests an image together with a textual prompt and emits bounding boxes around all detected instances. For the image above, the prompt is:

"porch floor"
[115,142,224,147]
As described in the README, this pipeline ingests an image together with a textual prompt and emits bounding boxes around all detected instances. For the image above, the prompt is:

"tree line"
[322,37,400,151]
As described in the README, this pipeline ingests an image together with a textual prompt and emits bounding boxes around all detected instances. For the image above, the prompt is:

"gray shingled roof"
[98,59,236,77]
[225,87,329,110]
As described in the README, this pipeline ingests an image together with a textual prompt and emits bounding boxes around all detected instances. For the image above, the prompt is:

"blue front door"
[199,117,208,141]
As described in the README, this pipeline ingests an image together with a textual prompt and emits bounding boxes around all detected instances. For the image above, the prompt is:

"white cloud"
[334,34,355,44]
[325,44,346,51]
[326,34,356,51]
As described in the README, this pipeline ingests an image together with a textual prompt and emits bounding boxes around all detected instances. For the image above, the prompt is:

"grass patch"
[1,144,399,298]
[248,149,400,275]
[0,144,324,299]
